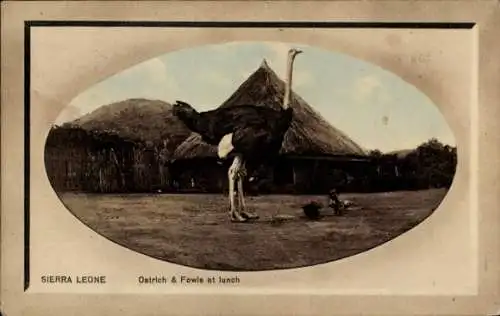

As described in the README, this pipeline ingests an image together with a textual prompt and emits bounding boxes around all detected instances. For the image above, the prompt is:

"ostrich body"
[173,103,293,164]
[173,48,302,222]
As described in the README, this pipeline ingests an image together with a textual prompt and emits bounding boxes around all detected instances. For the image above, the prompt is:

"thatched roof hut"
[172,60,367,161]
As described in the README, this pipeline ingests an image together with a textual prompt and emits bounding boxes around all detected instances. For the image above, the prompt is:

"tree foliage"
[367,138,457,191]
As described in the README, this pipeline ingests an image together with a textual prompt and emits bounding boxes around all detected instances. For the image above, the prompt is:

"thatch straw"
[172,60,366,160]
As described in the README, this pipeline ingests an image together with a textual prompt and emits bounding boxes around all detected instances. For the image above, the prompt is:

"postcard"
[2,1,499,315]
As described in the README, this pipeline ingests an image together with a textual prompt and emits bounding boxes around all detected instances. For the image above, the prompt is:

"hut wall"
[44,127,175,193]
[45,125,374,194]
[169,157,373,194]
[45,145,88,191]
[46,144,133,193]
[290,160,314,193]
[286,159,369,194]
[170,159,227,193]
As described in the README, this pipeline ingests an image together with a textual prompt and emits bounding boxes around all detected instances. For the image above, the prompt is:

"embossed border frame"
[1,1,499,315]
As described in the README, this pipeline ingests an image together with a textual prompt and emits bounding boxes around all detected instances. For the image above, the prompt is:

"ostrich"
[173,48,302,222]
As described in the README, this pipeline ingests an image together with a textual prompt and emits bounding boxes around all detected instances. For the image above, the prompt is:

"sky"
[57,41,456,152]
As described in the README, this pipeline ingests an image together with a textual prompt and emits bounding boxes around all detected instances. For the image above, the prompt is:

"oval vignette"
[44,41,457,271]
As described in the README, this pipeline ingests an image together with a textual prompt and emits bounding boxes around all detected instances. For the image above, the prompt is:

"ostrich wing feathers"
[173,101,293,154]
[232,126,282,159]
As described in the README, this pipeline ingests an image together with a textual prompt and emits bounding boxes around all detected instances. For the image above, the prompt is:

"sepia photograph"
[2,1,499,315]
[46,41,457,271]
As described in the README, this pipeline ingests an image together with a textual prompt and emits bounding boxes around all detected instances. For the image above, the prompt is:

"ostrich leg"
[237,162,259,220]
[228,155,247,222]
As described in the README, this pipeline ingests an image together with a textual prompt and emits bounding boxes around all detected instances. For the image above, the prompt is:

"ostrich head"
[172,100,200,131]
[173,100,197,117]
[288,48,302,58]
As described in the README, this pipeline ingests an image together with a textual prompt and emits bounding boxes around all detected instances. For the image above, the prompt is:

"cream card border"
[1,1,499,315]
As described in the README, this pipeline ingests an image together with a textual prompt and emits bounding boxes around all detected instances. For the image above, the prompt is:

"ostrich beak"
[296,49,303,55]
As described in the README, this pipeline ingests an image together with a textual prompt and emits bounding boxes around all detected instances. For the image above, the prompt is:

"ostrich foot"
[241,211,259,220]
[230,211,248,222]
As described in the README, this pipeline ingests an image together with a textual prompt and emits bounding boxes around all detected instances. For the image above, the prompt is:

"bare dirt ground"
[60,189,447,271]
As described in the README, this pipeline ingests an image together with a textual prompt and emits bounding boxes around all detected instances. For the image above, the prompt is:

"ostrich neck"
[282,55,296,110]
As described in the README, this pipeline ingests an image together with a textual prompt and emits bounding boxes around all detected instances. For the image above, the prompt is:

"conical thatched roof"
[172,59,366,160]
